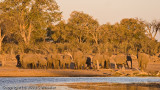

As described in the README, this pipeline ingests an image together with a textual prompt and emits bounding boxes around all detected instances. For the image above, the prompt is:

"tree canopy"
[0,1,159,56]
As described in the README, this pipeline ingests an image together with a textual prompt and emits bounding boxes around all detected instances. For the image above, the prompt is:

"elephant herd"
[16,51,150,71]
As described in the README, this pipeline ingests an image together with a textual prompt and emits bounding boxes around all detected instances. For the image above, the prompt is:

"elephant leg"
[79,64,81,69]
[83,63,86,69]
[126,61,129,69]
[131,60,132,69]
[47,62,49,69]
[78,62,81,69]
[141,62,144,71]
[60,62,63,69]
[23,64,27,69]
[64,63,66,69]
[81,63,83,69]
[68,63,71,69]
[104,60,106,69]
[76,62,79,69]
[144,63,147,71]
[52,63,54,69]
[93,63,96,69]
[62,62,65,69]
[122,64,125,70]
[115,63,117,69]
[101,62,104,68]
[74,62,77,69]
[108,61,111,69]
[33,63,36,69]
[77,62,79,69]
[106,61,109,69]
[96,60,99,70]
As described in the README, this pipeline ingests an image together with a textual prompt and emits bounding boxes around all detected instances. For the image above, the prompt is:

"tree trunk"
[26,23,32,45]
[96,60,99,70]
[20,23,32,46]
[0,27,5,52]
[0,27,2,52]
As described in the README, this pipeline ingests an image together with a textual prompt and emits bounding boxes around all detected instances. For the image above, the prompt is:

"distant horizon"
[56,0,160,42]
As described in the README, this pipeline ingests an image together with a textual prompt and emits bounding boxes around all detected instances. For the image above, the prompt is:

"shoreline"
[0,67,160,77]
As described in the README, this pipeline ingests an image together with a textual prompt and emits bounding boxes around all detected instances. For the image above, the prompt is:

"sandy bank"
[0,67,159,77]
[31,82,160,90]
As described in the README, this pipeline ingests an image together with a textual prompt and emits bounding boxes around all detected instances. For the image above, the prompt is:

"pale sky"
[56,0,160,41]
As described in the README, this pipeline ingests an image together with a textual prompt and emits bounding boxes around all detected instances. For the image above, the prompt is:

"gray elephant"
[137,52,150,71]
[126,55,132,69]
[0,54,5,67]
[46,53,62,69]
[36,54,47,69]
[20,54,39,69]
[113,54,126,69]
[110,54,132,69]
[72,51,86,69]
[92,54,106,69]
[61,52,73,69]
[103,55,111,69]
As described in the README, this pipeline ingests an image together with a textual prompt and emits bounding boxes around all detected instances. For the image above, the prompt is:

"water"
[0,77,160,90]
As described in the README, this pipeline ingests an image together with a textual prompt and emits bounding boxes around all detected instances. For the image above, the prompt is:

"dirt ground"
[0,59,160,77]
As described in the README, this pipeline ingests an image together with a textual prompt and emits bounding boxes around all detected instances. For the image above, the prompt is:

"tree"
[0,0,61,46]
[68,11,99,44]
[0,11,16,52]
[104,18,147,54]
[145,20,160,40]
[67,11,99,53]
[51,21,70,43]
[120,18,146,54]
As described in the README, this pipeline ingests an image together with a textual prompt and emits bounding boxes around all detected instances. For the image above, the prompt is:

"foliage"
[0,1,159,57]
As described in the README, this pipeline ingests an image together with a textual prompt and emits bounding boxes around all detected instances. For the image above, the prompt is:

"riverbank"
[0,59,160,77]
[0,67,160,77]
[0,67,108,77]
[32,82,160,90]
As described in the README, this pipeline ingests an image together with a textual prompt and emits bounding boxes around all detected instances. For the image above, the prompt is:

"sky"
[56,0,160,41]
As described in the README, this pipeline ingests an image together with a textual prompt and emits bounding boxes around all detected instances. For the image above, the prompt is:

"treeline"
[0,0,160,56]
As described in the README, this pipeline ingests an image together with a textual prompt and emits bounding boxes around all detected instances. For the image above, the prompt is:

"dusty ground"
[0,59,160,77]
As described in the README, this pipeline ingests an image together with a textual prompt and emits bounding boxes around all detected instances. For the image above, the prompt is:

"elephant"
[86,56,91,69]
[57,54,64,69]
[20,54,39,69]
[72,51,86,69]
[18,54,48,69]
[126,55,132,69]
[16,55,21,67]
[137,52,150,71]
[36,54,47,69]
[110,54,132,69]
[46,53,62,69]
[92,54,106,69]
[61,52,73,69]
[103,55,111,69]
[0,55,5,67]
[46,54,55,69]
